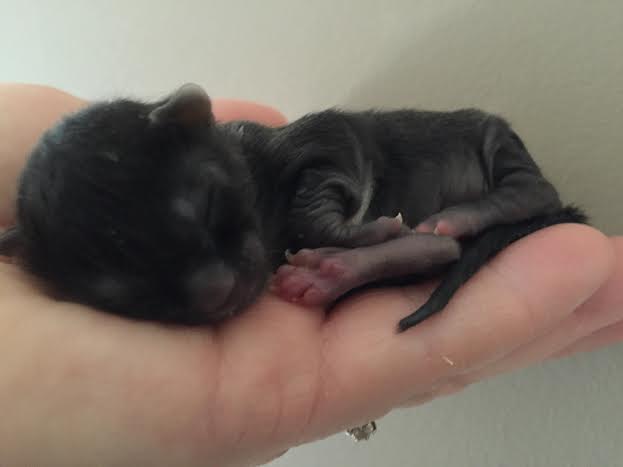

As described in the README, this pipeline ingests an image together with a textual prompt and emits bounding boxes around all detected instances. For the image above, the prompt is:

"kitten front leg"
[288,167,409,249]
[272,233,460,306]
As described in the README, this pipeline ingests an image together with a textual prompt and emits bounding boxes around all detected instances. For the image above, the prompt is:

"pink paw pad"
[415,218,459,237]
[319,258,347,276]
[272,255,352,306]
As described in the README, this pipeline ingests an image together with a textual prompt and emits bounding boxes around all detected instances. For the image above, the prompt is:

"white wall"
[2,1,622,465]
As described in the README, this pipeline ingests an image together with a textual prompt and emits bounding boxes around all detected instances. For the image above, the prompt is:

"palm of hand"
[1,224,617,466]
[0,86,620,467]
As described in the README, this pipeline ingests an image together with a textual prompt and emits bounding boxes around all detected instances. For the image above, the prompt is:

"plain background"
[2,1,622,466]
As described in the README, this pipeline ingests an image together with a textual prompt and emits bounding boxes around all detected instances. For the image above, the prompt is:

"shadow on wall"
[343,1,623,234]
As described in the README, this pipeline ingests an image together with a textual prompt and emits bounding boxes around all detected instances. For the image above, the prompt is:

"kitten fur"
[0,84,586,330]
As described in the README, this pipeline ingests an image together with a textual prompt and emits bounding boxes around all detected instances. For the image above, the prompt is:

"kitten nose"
[188,263,236,313]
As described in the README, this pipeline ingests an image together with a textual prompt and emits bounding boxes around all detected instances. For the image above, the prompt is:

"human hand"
[0,84,620,467]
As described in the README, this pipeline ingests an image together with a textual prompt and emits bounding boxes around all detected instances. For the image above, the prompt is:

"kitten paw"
[414,217,457,236]
[272,249,355,306]
[414,208,482,238]
[349,215,411,246]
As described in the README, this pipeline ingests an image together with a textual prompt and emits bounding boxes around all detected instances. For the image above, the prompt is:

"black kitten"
[2,86,268,323]
[0,84,586,330]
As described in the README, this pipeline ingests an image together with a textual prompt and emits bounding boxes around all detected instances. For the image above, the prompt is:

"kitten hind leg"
[414,179,561,239]
[416,120,564,239]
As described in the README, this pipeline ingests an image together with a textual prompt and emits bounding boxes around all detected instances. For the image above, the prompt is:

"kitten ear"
[0,226,23,257]
[149,83,214,127]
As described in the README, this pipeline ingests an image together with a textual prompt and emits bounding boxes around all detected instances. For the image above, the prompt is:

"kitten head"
[2,84,269,324]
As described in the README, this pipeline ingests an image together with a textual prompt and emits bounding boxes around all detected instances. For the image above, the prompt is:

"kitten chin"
[186,232,271,323]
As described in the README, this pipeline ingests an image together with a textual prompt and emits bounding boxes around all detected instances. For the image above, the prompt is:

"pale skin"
[0,83,621,467]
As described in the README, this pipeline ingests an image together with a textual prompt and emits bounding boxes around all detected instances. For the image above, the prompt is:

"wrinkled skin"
[0,84,621,467]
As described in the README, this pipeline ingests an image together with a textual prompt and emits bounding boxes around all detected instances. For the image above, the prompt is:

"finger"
[439,235,620,387]
[0,84,86,227]
[212,99,287,127]
[553,320,623,357]
[307,225,612,435]
[552,237,623,357]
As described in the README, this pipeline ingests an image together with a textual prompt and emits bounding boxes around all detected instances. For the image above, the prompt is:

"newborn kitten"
[0,84,585,330]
